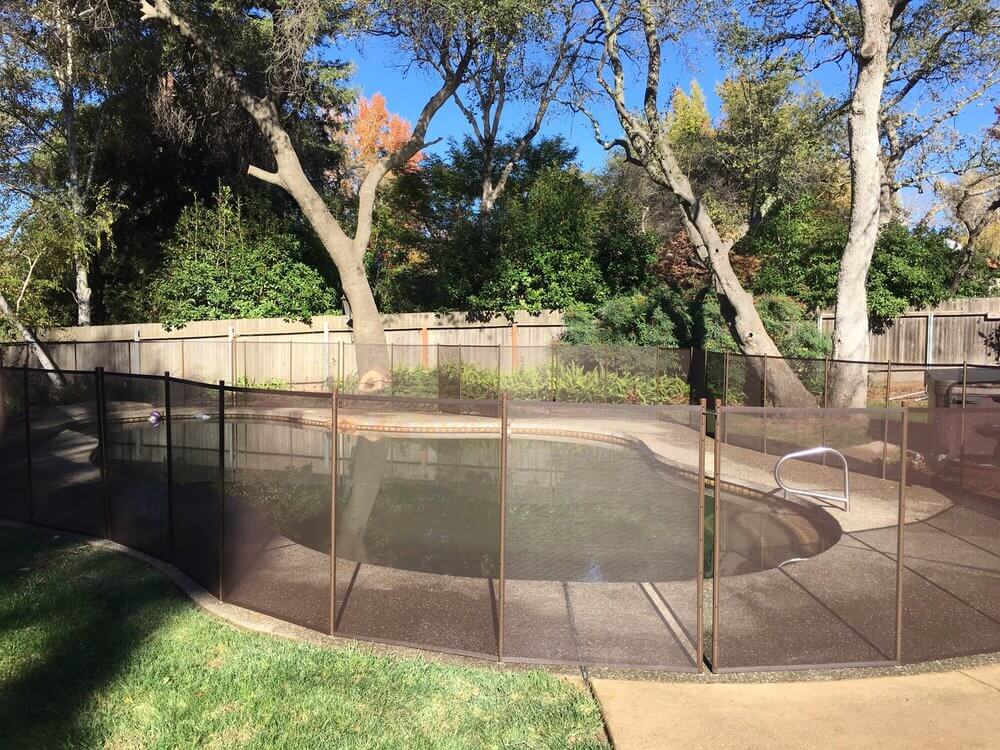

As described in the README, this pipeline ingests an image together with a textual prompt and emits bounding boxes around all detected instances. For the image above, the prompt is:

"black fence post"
[498,392,508,661]
[711,398,722,672]
[96,367,111,540]
[894,407,909,663]
[164,372,174,562]
[22,364,34,524]
[329,387,339,635]
[217,380,226,600]
[697,398,707,673]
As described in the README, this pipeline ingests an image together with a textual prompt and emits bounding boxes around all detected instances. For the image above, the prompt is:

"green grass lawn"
[0,526,608,749]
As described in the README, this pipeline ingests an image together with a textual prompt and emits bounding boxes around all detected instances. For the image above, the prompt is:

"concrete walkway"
[591,665,1000,749]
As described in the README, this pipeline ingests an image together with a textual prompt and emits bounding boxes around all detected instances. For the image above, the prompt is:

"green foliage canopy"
[151,188,337,329]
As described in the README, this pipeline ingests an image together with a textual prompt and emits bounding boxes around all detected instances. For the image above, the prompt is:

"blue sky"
[331,33,996,191]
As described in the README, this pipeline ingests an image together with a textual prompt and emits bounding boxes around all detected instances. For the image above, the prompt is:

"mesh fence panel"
[703,351,726,407]
[436,345,462,400]
[389,344,438,397]
[221,389,333,632]
[0,368,30,522]
[169,379,221,595]
[26,370,104,536]
[783,357,829,405]
[502,401,703,669]
[333,396,502,657]
[715,408,902,670]
[103,374,169,557]
[897,407,1000,662]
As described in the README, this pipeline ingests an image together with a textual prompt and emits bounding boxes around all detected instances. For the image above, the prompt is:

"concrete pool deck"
[590,664,1000,749]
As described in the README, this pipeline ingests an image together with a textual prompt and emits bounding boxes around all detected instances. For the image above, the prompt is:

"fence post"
[135,329,142,375]
[228,326,235,386]
[329,387,339,635]
[762,355,769,456]
[164,372,174,562]
[389,343,395,396]
[22,364,34,524]
[217,380,226,600]
[894,407,909,663]
[288,339,293,388]
[882,360,893,480]
[697,398,707,673]
[339,340,344,389]
[458,346,463,402]
[96,367,111,539]
[498,392,508,661]
[960,359,968,487]
[722,353,730,406]
[711,398,722,671]
[323,321,331,388]
[510,323,518,371]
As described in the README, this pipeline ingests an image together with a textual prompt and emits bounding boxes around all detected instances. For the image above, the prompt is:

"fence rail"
[1,365,998,671]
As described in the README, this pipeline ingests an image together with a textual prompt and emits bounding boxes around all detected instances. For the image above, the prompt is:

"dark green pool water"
[108,419,838,583]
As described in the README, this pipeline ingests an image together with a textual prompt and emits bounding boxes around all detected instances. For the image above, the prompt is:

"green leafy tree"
[470,168,605,314]
[562,292,684,348]
[151,188,336,328]
[741,197,992,331]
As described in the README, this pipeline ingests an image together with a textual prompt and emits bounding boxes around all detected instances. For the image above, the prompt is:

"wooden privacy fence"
[818,297,1000,369]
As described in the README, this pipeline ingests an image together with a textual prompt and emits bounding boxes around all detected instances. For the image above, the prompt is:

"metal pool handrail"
[774,447,850,512]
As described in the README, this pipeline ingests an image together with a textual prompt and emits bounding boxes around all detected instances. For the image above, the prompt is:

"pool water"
[107,418,840,583]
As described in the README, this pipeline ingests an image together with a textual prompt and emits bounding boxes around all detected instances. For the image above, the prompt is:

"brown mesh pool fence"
[2,363,1000,672]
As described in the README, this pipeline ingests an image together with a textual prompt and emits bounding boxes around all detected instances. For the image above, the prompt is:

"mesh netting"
[715,408,902,670]
[168,379,222,595]
[104,374,169,557]
[898,407,1000,662]
[333,396,502,657]
[0,368,30,522]
[502,401,703,669]
[26,370,105,536]
[220,389,332,632]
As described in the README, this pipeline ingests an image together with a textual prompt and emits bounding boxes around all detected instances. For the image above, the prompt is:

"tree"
[333,93,424,186]
[138,0,483,390]
[573,0,816,406]
[470,167,607,314]
[731,0,1000,405]
[365,135,582,313]
[741,197,992,327]
[397,0,584,213]
[0,192,115,384]
[0,0,126,326]
[151,187,337,329]
[934,140,1000,293]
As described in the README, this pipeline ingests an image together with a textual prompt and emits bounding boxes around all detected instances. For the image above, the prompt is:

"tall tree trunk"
[59,6,92,326]
[829,0,892,408]
[141,0,473,391]
[657,146,816,407]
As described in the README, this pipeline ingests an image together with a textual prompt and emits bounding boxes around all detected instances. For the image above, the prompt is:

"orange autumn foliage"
[342,93,423,175]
